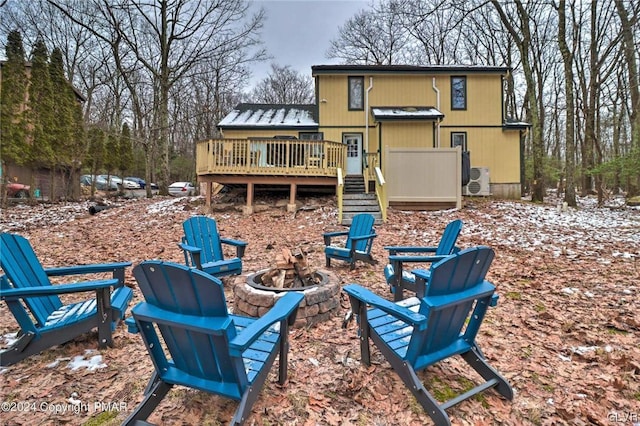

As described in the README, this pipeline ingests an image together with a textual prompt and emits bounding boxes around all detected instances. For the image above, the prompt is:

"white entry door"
[344,134,362,175]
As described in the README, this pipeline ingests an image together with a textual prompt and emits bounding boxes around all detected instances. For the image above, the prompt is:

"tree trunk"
[557,0,577,206]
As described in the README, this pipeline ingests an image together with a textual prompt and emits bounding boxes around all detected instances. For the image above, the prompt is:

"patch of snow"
[572,346,598,356]
[2,332,18,347]
[562,287,580,295]
[66,350,107,371]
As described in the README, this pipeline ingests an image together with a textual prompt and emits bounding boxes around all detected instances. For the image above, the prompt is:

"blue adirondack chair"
[344,246,513,426]
[384,219,463,301]
[123,260,304,426]
[0,232,133,367]
[323,213,377,269]
[179,215,248,278]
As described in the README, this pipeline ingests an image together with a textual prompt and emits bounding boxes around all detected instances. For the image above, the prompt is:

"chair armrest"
[384,246,437,255]
[178,242,202,254]
[44,262,132,277]
[343,284,427,329]
[132,302,232,334]
[323,230,349,246]
[0,278,119,300]
[229,292,304,356]
[388,254,448,264]
[423,280,495,311]
[220,238,248,258]
[350,233,377,242]
[178,242,203,269]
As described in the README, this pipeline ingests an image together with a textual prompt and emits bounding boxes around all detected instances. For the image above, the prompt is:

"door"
[344,133,362,175]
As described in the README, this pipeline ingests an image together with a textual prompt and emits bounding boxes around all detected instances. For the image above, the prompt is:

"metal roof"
[372,106,444,121]
[217,103,318,129]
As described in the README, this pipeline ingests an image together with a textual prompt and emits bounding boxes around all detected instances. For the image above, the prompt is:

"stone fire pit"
[233,265,341,327]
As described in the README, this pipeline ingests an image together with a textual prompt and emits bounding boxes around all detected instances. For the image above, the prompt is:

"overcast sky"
[248,0,369,87]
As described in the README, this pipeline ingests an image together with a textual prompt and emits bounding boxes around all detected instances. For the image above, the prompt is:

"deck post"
[205,181,212,208]
[243,182,254,215]
[287,183,297,212]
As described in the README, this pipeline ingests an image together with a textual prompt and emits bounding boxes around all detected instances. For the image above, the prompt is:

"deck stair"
[342,175,382,225]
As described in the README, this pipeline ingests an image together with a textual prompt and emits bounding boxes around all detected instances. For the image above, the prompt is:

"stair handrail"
[337,168,344,224]
[374,166,387,222]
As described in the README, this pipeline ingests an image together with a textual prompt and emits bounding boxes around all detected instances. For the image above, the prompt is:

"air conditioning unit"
[464,167,491,196]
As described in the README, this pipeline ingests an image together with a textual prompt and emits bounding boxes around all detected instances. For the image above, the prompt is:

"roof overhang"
[312,64,511,76]
[372,106,444,122]
[503,118,531,130]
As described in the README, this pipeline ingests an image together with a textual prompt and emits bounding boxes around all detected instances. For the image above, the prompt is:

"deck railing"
[196,139,346,177]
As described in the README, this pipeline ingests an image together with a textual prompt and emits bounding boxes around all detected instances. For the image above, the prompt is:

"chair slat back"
[182,216,224,264]
[408,247,494,360]
[0,233,62,326]
[133,261,243,386]
[435,219,463,256]
[346,213,375,253]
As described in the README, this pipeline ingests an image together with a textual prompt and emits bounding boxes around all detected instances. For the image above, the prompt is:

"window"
[451,132,467,151]
[348,76,364,110]
[451,76,467,110]
[299,132,324,140]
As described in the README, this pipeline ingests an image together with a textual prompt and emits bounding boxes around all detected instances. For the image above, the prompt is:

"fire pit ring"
[233,268,341,327]
[246,269,329,292]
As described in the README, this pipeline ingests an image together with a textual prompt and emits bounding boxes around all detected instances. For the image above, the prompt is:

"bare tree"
[555,0,578,206]
[48,0,266,195]
[490,0,548,202]
[250,64,314,104]
[327,3,409,65]
[615,0,640,195]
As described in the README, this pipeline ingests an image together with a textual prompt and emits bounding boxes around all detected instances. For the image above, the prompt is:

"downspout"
[365,77,373,154]
[432,77,441,148]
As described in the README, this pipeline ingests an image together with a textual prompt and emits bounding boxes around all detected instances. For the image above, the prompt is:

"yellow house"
[197,65,528,218]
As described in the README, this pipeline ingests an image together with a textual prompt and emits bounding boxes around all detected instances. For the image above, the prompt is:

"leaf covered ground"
[0,191,639,426]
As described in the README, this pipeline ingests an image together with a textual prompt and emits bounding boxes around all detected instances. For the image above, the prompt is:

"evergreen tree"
[1,30,28,176]
[27,37,55,170]
[118,123,133,178]
[87,127,105,194]
[49,47,86,198]
[48,48,73,166]
[104,131,119,178]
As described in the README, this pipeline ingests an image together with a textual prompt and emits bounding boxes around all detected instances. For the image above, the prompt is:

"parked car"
[97,175,141,190]
[80,174,118,191]
[125,177,158,190]
[168,181,196,196]
[5,181,30,198]
[122,178,141,190]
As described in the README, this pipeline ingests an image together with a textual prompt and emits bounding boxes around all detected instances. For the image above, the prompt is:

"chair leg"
[326,256,331,267]
[122,379,173,426]
[96,287,114,348]
[461,347,514,400]
[278,321,290,385]
[378,349,451,426]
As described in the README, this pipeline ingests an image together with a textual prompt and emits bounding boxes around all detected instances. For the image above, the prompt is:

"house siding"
[314,69,521,198]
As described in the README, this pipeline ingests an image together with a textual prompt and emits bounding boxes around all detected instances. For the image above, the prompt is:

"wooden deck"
[196,139,346,213]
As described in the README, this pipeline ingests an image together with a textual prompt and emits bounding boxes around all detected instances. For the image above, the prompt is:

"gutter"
[432,77,441,148]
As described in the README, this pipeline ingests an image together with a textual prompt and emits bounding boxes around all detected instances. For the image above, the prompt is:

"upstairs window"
[451,76,467,110]
[348,76,364,110]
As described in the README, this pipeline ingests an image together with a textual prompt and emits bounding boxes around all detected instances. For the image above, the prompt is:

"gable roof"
[218,103,318,130]
[312,64,510,76]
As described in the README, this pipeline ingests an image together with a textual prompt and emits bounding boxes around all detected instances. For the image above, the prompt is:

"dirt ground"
[0,192,638,426]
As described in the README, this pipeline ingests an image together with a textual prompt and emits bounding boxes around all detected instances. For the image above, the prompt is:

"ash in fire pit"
[234,248,341,327]
[259,248,320,289]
